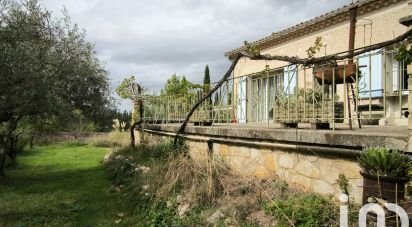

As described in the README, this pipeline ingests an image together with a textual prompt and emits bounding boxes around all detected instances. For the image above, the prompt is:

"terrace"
[142,48,411,149]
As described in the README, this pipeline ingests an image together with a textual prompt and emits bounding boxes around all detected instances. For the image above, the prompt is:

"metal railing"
[143,49,409,129]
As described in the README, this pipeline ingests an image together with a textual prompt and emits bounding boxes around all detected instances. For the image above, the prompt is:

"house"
[139,0,412,202]
[225,0,412,127]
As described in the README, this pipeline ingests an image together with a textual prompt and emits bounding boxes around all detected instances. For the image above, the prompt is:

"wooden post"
[347,6,357,130]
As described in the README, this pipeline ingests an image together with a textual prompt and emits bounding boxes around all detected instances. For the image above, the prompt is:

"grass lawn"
[0,142,142,226]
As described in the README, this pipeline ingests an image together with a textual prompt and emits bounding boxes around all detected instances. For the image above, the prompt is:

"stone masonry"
[137,129,364,202]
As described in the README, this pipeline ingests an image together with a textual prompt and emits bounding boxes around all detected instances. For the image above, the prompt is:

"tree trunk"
[131,99,139,124]
[0,134,6,178]
[130,120,142,148]
[8,132,21,159]
[5,119,21,160]
[0,152,5,178]
[8,136,16,159]
[30,135,34,149]
[130,123,135,148]
[130,85,143,148]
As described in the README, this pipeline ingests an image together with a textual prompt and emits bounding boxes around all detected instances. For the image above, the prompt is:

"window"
[249,66,297,122]
[283,65,297,95]
[236,77,247,123]
[274,72,283,95]
[392,59,408,92]
[358,50,382,98]
[251,76,270,122]
[384,48,408,94]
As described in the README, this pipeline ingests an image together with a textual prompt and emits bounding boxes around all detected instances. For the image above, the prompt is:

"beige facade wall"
[233,1,410,78]
[231,1,411,125]
[137,130,363,202]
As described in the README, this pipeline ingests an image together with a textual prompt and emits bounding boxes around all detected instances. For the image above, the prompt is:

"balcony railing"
[143,49,409,129]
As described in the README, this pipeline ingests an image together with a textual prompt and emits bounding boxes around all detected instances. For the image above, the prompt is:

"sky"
[42,0,350,111]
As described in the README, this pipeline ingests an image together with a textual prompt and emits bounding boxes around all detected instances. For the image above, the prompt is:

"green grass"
[0,142,142,226]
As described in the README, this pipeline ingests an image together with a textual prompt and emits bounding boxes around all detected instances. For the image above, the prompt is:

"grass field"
[0,142,141,226]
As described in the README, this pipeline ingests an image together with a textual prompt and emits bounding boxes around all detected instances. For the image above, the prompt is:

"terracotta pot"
[361,171,409,204]
[313,64,357,85]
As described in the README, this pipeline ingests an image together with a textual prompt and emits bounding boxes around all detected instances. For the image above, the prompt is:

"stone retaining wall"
[137,129,363,202]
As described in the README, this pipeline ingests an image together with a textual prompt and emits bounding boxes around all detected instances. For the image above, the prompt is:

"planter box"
[313,64,357,85]
[361,171,408,204]
[274,100,344,124]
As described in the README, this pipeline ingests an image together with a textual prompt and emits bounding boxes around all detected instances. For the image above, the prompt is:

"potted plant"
[358,147,412,204]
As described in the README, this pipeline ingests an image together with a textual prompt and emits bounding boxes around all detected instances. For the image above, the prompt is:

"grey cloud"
[43,0,350,110]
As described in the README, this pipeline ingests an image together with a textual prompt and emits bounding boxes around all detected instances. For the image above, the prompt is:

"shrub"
[144,201,182,226]
[144,139,187,159]
[106,153,138,185]
[358,147,412,177]
[263,193,337,226]
[156,154,230,206]
[85,131,129,148]
[106,141,343,226]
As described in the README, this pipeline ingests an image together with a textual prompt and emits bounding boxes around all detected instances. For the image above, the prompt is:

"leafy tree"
[395,44,412,65]
[0,0,112,176]
[159,74,202,116]
[160,74,193,97]
[69,109,98,139]
[16,115,61,149]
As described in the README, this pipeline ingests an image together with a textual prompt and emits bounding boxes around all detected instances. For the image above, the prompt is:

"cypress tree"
[203,65,212,120]
[203,65,212,104]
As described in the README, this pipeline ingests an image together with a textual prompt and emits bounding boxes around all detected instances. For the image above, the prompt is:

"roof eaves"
[224,0,378,59]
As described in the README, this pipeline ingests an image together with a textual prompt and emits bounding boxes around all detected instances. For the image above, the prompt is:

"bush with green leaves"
[395,44,412,65]
[144,201,182,226]
[104,139,186,187]
[358,147,412,178]
[263,193,337,226]
[106,154,138,185]
[139,137,188,159]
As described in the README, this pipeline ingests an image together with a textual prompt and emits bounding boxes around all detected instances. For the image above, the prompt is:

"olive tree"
[0,0,112,176]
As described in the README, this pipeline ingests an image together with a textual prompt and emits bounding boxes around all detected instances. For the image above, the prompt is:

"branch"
[242,29,412,66]
[174,54,242,143]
